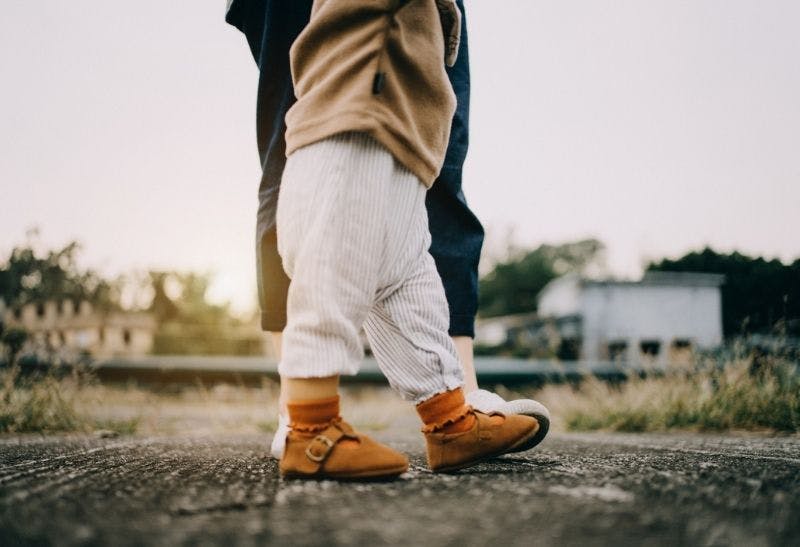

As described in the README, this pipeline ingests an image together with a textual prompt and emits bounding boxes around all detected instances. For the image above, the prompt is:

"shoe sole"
[506,414,549,453]
[431,422,541,473]
[496,399,550,454]
[281,464,409,481]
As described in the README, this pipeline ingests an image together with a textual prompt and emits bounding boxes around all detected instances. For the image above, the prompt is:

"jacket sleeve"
[435,0,461,66]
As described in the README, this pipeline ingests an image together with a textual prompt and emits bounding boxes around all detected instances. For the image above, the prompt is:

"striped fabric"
[276,132,464,402]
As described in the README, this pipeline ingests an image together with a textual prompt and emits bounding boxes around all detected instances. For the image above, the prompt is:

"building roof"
[583,271,725,288]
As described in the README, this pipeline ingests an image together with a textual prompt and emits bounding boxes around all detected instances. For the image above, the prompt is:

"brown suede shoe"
[424,410,540,473]
[279,418,409,480]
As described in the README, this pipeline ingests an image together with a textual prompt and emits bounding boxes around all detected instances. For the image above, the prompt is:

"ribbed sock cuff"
[287,395,340,431]
[416,388,473,433]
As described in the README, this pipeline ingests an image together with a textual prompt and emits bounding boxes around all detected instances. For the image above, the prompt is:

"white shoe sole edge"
[270,418,290,460]
[498,399,550,453]
[497,399,551,422]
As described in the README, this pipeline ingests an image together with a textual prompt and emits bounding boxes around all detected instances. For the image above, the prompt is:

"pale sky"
[1,1,799,313]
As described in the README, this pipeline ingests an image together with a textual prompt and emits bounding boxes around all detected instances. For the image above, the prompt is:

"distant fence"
[91,355,654,387]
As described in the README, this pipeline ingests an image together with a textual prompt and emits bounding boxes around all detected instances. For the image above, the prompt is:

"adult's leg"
[227,0,313,334]
[426,2,483,391]
[431,1,481,334]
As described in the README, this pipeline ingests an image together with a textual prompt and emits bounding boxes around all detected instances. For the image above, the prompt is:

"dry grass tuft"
[0,366,145,434]
[513,358,800,433]
[1,368,85,434]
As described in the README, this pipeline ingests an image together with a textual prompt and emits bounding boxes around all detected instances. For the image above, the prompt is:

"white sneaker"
[465,389,550,452]
[269,413,290,460]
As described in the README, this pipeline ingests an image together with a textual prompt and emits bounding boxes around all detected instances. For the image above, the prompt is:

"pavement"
[1,432,798,546]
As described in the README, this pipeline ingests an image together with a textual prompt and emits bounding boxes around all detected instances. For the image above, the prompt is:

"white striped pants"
[276,132,464,402]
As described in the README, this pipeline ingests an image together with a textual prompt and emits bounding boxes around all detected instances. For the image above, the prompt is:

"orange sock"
[287,395,340,434]
[286,395,361,449]
[416,388,476,434]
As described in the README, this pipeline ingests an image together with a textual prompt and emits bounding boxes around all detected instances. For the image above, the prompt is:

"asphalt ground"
[1,432,798,546]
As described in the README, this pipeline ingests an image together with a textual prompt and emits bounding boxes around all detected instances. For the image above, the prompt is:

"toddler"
[276,0,540,479]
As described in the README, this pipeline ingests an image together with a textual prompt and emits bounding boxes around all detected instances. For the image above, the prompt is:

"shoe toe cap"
[505,413,541,435]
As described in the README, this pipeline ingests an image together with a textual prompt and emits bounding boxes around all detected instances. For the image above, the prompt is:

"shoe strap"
[303,419,358,467]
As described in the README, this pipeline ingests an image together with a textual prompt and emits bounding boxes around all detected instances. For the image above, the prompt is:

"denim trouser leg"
[427,9,484,337]
[227,0,484,337]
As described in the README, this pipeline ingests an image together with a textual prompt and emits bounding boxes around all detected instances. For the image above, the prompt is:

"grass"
[2,357,797,437]
[1,369,84,434]
[522,358,800,433]
[0,366,143,435]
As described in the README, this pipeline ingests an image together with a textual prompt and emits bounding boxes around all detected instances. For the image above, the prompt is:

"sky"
[1,1,799,314]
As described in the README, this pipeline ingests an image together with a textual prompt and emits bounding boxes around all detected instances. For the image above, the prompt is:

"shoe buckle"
[305,434,335,463]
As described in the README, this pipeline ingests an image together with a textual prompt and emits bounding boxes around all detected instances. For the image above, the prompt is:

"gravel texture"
[1,432,798,546]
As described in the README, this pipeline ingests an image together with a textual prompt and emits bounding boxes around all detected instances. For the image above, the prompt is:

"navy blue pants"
[226,0,483,337]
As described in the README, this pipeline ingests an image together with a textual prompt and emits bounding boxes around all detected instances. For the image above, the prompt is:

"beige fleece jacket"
[284,0,459,187]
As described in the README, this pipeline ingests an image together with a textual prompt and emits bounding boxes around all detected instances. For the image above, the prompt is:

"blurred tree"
[147,271,261,355]
[0,232,116,311]
[147,272,228,326]
[478,239,605,317]
[1,328,28,367]
[647,248,800,336]
[0,232,263,356]
[148,272,181,323]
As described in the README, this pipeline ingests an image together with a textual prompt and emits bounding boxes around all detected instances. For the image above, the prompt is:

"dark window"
[557,337,581,361]
[640,340,661,356]
[608,340,628,362]
[671,339,692,349]
[123,330,131,346]
[13,308,22,320]
[36,302,45,317]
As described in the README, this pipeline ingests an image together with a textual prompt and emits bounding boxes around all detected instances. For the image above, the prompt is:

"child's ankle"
[416,388,476,434]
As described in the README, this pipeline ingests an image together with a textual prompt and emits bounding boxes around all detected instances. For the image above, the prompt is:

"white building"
[1,299,156,358]
[537,271,724,364]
